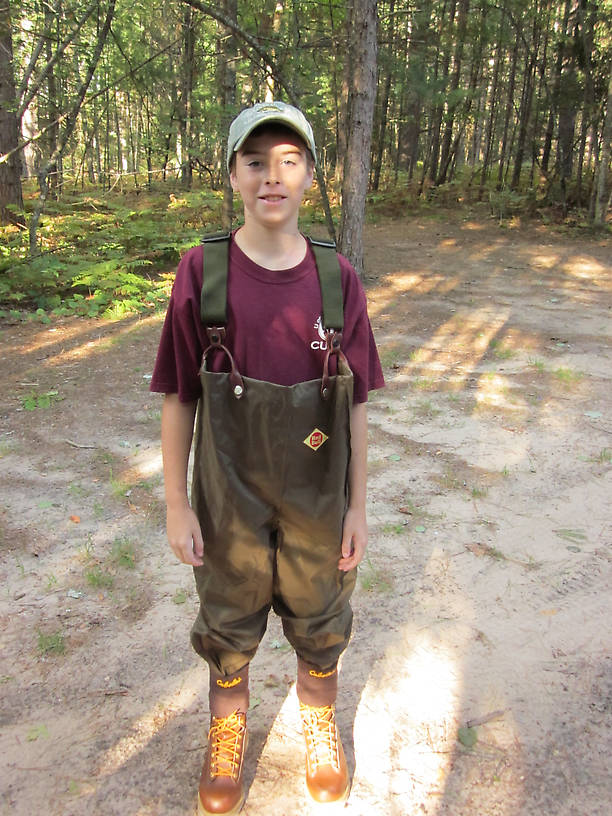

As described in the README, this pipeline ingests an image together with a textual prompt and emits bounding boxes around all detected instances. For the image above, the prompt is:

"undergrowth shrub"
[0,186,224,320]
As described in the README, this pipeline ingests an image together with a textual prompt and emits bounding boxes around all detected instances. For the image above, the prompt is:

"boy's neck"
[234,223,307,271]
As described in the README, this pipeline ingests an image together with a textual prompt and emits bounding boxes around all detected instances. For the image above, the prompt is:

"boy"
[151,101,384,815]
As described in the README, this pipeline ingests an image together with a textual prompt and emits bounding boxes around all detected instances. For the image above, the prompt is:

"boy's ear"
[229,168,240,192]
[304,162,314,190]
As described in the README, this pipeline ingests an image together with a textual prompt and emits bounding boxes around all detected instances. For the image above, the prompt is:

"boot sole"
[197,790,245,816]
[304,777,350,807]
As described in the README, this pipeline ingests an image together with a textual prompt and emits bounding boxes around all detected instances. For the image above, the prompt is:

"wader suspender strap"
[200,233,230,325]
[200,233,245,398]
[199,233,346,400]
[308,238,344,333]
[307,237,346,399]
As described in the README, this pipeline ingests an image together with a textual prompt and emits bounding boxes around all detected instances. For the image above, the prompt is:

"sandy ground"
[0,211,610,816]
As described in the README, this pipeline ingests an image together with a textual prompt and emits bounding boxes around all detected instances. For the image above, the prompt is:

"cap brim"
[233,117,309,153]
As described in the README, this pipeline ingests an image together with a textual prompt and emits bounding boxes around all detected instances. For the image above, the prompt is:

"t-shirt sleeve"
[150,246,206,402]
[339,255,385,403]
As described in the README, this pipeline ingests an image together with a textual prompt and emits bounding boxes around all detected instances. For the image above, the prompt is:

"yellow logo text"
[216,676,243,689]
[309,668,336,679]
[303,428,329,451]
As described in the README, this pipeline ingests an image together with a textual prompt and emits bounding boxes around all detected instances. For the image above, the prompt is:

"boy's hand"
[166,503,204,566]
[338,506,367,571]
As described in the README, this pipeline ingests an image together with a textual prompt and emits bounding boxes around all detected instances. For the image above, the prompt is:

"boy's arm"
[161,393,204,566]
[339,401,368,571]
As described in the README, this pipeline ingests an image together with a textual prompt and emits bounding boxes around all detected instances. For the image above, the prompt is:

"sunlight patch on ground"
[561,256,610,288]
[43,312,165,368]
[368,271,462,317]
[461,221,487,231]
[352,628,461,809]
[474,373,512,408]
[97,666,206,777]
[4,321,97,357]
[131,448,163,479]
[398,307,511,379]
[243,685,305,808]
[531,253,559,270]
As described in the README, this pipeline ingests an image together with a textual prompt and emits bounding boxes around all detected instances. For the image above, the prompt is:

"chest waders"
[190,235,356,678]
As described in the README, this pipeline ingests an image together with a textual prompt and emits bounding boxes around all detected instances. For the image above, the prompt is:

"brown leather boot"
[299,702,350,805]
[198,710,247,816]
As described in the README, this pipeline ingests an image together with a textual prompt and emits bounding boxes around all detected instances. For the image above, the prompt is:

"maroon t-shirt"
[150,237,384,404]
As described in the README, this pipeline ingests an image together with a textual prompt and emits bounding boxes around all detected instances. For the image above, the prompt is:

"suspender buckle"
[321,330,345,399]
[206,326,226,346]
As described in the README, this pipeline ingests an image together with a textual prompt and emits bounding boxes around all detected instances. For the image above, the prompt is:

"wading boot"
[299,702,350,805]
[198,710,247,816]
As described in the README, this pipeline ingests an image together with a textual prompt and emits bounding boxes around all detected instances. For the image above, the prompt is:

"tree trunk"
[44,4,60,199]
[80,104,95,184]
[93,95,102,184]
[0,0,24,225]
[497,35,519,188]
[479,8,505,198]
[264,0,284,100]
[394,42,408,182]
[336,9,352,183]
[594,68,612,226]
[338,0,377,278]
[219,0,237,231]
[428,0,455,183]
[372,0,395,191]
[29,0,116,255]
[542,0,571,176]
[558,68,577,214]
[114,90,124,186]
[437,0,469,185]
[510,10,540,192]
[144,100,153,190]
[180,7,195,188]
[402,0,430,180]
[126,90,139,190]
[104,85,111,190]
[529,10,551,189]
[470,71,484,169]
[576,0,596,207]
[328,0,343,176]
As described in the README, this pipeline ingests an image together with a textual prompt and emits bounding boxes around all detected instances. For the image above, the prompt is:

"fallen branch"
[65,439,97,449]
[466,709,505,728]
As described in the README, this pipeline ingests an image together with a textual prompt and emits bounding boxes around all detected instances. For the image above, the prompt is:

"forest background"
[1,0,611,320]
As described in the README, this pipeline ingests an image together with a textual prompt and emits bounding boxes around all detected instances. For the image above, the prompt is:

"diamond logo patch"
[303,428,328,451]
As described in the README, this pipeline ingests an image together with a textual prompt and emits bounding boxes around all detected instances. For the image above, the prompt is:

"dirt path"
[1,212,610,816]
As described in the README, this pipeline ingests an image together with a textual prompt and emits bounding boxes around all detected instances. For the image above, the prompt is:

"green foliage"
[489,189,528,223]
[457,726,478,748]
[20,390,61,410]
[553,367,584,385]
[37,630,65,656]
[111,537,136,569]
[359,556,393,593]
[27,724,50,741]
[85,565,114,589]
[109,468,131,500]
[1,189,221,319]
[488,340,515,359]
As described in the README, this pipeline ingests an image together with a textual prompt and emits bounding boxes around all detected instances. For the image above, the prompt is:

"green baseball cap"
[227,101,317,171]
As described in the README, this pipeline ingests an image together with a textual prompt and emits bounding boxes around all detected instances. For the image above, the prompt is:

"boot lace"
[300,703,340,772]
[208,711,246,780]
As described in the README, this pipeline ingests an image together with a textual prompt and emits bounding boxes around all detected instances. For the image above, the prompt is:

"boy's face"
[230,129,314,231]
